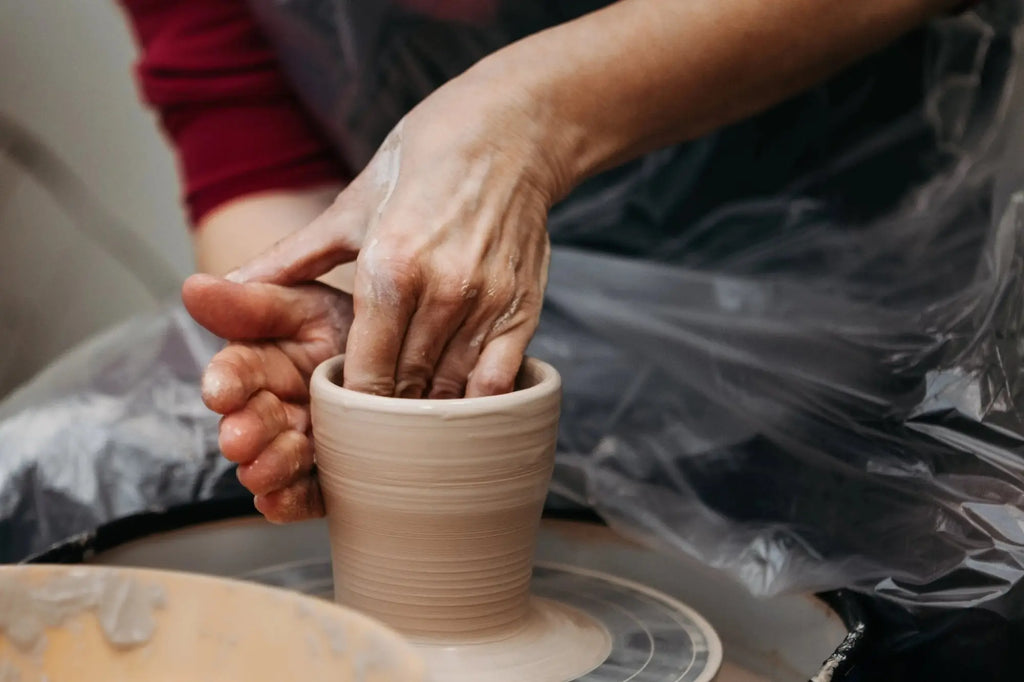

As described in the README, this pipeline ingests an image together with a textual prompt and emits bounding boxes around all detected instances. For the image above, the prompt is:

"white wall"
[0,0,193,394]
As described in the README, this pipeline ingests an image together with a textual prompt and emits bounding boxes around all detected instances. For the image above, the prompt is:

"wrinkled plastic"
[0,308,240,563]
[2,2,1023,615]
[247,1,1024,610]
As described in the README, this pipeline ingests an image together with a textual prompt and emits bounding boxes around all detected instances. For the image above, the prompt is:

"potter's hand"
[224,80,561,399]
[219,0,947,399]
[182,274,352,522]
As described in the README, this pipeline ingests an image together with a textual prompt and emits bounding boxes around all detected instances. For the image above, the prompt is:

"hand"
[226,76,565,399]
[182,274,353,522]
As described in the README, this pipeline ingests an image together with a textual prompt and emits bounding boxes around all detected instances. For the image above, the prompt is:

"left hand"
[183,274,353,522]
[225,74,568,399]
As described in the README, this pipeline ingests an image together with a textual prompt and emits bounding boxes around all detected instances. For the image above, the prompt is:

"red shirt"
[119,0,348,226]
[119,0,983,226]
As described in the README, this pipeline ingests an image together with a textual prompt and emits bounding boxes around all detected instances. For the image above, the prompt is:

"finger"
[343,265,418,396]
[254,477,325,524]
[235,430,314,496]
[218,391,309,464]
[225,193,366,286]
[465,328,534,398]
[202,344,308,414]
[426,322,487,399]
[393,286,472,398]
[182,274,352,342]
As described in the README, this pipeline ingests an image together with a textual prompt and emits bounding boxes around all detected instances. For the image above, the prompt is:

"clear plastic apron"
[242,0,1024,610]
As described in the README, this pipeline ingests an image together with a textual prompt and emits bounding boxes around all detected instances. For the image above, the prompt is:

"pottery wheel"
[239,559,721,682]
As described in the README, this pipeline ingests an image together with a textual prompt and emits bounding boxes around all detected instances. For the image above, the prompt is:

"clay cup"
[309,355,561,642]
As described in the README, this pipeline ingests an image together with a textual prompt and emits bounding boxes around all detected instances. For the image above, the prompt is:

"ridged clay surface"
[311,355,611,681]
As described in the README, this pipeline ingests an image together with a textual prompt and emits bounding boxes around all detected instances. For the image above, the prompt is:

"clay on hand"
[223,74,562,400]
[183,73,564,523]
[181,274,353,523]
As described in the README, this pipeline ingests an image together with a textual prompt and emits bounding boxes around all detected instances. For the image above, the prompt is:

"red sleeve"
[118,0,349,226]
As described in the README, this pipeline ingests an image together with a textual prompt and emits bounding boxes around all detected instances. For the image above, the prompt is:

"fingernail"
[224,269,244,283]
[253,495,265,514]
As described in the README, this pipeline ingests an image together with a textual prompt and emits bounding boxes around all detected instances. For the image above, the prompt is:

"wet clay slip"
[310,355,611,681]
[0,564,424,682]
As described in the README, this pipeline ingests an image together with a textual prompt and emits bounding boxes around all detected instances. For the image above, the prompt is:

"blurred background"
[0,0,189,396]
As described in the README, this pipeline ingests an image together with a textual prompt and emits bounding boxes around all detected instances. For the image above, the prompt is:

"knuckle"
[472,368,515,395]
[268,397,292,430]
[362,238,418,273]
[397,356,433,380]
[226,342,258,364]
[351,377,396,397]
[236,464,271,496]
[282,403,311,433]
[248,388,281,415]
[221,344,265,378]
[218,437,249,465]
[431,275,481,309]
[355,260,420,306]
[271,429,310,460]
[238,433,311,495]
[394,378,427,399]
[381,255,420,284]
[428,375,465,399]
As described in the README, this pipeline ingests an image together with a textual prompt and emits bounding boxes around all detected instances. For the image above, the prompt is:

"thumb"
[226,192,366,286]
[182,274,350,341]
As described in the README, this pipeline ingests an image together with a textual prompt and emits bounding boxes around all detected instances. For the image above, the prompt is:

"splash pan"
[0,565,424,682]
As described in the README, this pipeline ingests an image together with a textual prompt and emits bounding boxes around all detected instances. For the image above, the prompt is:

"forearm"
[466,0,960,194]
[194,185,355,291]
[119,0,349,228]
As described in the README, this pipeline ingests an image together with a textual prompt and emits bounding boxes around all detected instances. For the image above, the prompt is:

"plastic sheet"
[2,1,1023,617]
[0,307,241,563]
[247,0,1024,610]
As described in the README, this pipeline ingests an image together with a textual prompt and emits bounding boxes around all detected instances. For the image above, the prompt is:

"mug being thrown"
[309,354,561,641]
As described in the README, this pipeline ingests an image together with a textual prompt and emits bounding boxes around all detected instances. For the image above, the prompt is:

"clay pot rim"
[311,354,560,415]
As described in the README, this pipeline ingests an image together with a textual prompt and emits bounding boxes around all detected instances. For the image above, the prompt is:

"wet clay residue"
[0,568,165,653]
[416,597,611,682]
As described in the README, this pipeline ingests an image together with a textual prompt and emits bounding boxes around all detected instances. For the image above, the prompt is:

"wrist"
[457,51,598,204]
[461,8,661,198]
[462,0,963,201]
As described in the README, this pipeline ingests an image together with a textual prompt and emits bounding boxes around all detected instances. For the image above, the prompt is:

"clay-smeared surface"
[311,356,617,680]
[2,565,426,682]
[79,514,841,681]
[235,548,725,681]
[417,597,611,682]
[0,567,164,652]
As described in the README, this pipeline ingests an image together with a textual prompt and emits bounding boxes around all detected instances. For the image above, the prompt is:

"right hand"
[182,273,353,523]
[224,73,564,402]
